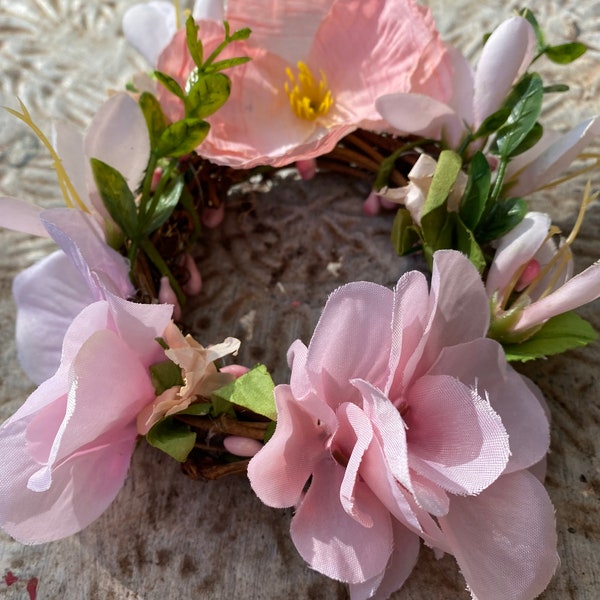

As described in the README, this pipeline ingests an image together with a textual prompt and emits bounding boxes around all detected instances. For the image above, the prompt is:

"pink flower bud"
[151,167,163,191]
[220,364,250,379]
[181,253,202,296]
[202,203,225,228]
[223,436,263,457]
[362,190,381,215]
[296,158,317,180]
[158,276,181,320]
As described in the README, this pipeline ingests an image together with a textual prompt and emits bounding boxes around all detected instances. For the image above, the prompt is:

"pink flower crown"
[1,2,599,599]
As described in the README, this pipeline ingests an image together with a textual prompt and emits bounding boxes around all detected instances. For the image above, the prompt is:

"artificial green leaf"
[185,72,231,119]
[264,421,276,443]
[455,217,486,273]
[211,364,276,421]
[211,392,236,417]
[391,208,421,255]
[179,402,212,416]
[459,151,491,230]
[185,16,203,67]
[472,106,511,139]
[475,197,528,244]
[543,84,569,94]
[155,118,210,158]
[142,176,184,235]
[493,73,544,158]
[206,56,252,74]
[229,26,251,41]
[154,71,185,100]
[146,417,196,462]
[90,158,138,238]
[545,42,587,64]
[503,311,598,361]
[139,92,168,149]
[507,121,543,157]
[150,359,183,395]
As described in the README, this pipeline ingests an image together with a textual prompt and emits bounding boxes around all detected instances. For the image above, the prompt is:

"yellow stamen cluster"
[5,99,88,212]
[284,61,334,121]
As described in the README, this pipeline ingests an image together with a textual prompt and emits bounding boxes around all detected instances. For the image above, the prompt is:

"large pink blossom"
[248,250,557,600]
[134,0,452,168]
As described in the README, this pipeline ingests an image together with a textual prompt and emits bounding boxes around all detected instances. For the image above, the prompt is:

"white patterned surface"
[0,1,599,598]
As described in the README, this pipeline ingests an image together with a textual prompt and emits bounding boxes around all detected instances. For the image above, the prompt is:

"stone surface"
[0,1,599,598]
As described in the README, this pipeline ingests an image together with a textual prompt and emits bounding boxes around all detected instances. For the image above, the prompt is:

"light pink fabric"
[248,250,557,599]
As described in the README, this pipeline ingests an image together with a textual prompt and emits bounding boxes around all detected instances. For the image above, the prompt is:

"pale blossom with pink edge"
[141,0,452,168]
[137,323,241,434]
[0,281,173,544]
[487,208,600,338]
[378,153,467,225]
[248,250,557,600]
[376,16,535,148]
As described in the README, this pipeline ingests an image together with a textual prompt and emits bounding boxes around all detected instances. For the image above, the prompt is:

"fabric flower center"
[284,62,333,121]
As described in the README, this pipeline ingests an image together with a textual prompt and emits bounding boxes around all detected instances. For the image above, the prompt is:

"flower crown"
[1,1,599,599]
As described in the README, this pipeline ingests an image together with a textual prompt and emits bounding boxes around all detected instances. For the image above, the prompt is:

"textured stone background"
[0,1,599,598]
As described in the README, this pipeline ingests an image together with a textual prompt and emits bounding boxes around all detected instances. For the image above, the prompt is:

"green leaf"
[475,197,528,244]
[545,42,587,64]
[205,56,251,74]
[473,106,511,139]
[150,359,183,395]
[391,208,421,255]
[211,364,276,421]
[155,118,210,158]
[90,158,138,238]
[185,16,203,67]
[543,84,569,94]
[459,151,491,230]
[154,71,185,100]
[503,311,598,361]
[507,121,543,157]
[138,92,168,150]
[185,72,231,119]
[146,417,196,462]
[142,175,184,235]
[455,217,486,273]
[493,73,544,158]
[179,402,212,416]
[229,26,251,42]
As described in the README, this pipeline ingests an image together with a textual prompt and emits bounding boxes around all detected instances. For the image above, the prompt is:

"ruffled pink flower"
[487,210,600,336]
[248,250,557,600]
[137,323,240,434]
[143,0,452,168]
[376,16,536,148]
[0,281,172,544]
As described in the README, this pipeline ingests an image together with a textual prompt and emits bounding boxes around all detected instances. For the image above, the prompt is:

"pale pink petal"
[158,276,181,320]
[429,338,550,473]
[349,520,420,600]
[406,374,509,495]
[473,16,536,127]
[0,197,49,238]
[305,281,393,409]
[122,1,177,66]
[192,0,225,21]
[13,251,93,384]
[311,0,451,127]
[504,128,561,181]
[508,116,600,197]
[439,471,559,600]
[247,385,324,508]
[226,0,335,63]
[84,93,150,196]
[515,260,600,332]
[486,212,552,301]
[445,45,475,125]
[290,457,393,584]
[376,93,464,147]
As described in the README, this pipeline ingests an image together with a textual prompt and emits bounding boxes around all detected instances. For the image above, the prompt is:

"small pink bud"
[515,259,541,291]
[296,158,317,180]
[363,190,381,216]
[202,203,225,228]
[220,364,250,379]
[223,436,263,457]
[158,276,182,320]
[151,167,163,191]
[181,253,202,296]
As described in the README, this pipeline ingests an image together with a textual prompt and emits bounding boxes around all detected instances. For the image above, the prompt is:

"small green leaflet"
[146,417,196,462]
[545,42,587,65]
[391,208,421,256]
[149,359,183,396]
[155,118,210,158]
[211,364,276,421]
[138,92,168,150]
[503,311,598,361]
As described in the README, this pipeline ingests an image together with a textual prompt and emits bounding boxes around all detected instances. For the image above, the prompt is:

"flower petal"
[473,16,535,127]
[0,196,49,238]
[290,457,393,584]
[439,470,559,600]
